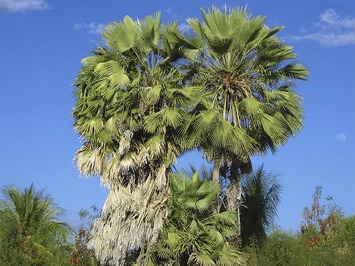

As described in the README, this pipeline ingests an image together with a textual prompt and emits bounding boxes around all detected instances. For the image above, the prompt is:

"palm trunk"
[212,159,221,186]
[227,179,242,236]
[227,161,243,246]
[212,159,221,213]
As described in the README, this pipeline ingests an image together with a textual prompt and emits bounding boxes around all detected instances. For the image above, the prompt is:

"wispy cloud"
[73,22,106,35]
[0,0,50,12]
[178,22,190,33]
[166,5,172,15]
[289,9,355,46]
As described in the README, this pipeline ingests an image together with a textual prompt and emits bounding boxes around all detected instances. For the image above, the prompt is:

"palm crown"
[176,7,308,172]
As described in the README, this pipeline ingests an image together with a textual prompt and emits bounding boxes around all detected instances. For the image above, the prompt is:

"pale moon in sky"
[335,133,346,142]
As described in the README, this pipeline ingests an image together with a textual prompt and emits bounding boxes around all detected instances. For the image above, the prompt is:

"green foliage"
[325,215,355,259]
[73,12,199,182]
[243,188,355,265]
[0,184,74,265]
[246,230,296,266]
[138,173,246,265]
[245,224,355,266]
[179,6,308,170]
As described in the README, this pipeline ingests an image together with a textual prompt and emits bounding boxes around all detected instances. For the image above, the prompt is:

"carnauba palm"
[174,6,308,213]
[73,13,199,265]
[72,6,309,265]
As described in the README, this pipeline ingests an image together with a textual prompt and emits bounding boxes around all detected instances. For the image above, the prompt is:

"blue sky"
[0,0,354,232]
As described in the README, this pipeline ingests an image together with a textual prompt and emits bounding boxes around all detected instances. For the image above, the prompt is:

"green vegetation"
[244,187,355,266]
[0,184,73,265]
[138,173,246,265]
[1,181,353,265]
[4,4,351,266]
[69,207,99,266]
[240,166,281,247]
[0,184,102,265]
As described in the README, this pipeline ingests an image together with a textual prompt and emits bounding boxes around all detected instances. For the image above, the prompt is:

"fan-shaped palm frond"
[139,173,246,265]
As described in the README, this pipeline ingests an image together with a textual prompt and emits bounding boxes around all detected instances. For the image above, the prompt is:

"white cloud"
[166,5,172,15]
[290,9,355,46]
[0,0,49,12]
[335,133,346,142]
[178,22,190,33]
[74,22,106,35]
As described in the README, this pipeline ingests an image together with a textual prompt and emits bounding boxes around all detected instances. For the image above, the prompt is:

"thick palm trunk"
[89,167,169,265]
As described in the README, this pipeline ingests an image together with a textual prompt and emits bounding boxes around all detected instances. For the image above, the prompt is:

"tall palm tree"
[73,13,199,265]
[73,7,308,263]
[240,166,282,246]
[173,6,308,231]
[0,184,73,265]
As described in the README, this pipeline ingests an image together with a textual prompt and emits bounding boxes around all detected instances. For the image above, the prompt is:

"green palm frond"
[173,6,308,191]
[140,173,246,265]
[138,13,162,52]
[102,16,139,52]
[0,184,74,259]
[189,252,216,266]
[144,107,186,134]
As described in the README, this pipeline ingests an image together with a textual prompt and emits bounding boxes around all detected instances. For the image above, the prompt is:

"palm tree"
[179,164,282,248]
[240,166,282,246]
[173,7,308,236]
[0,184,73,265]
[73,13,199,265]
[138,173,246,265]
[73,7,308,263]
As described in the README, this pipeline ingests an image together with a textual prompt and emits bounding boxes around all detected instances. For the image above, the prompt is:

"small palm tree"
[240,166,281,246]
[138,173,246,265]
[0,184,73,265]
[179,164,282,248]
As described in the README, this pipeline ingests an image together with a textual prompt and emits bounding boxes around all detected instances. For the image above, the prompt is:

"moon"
[335,133,346,142]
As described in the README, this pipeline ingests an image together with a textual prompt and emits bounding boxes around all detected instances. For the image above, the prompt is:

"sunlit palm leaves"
[177,6,308,173]
[138,173,246,265]
[171,8,308,233]
[73,13,200,265]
